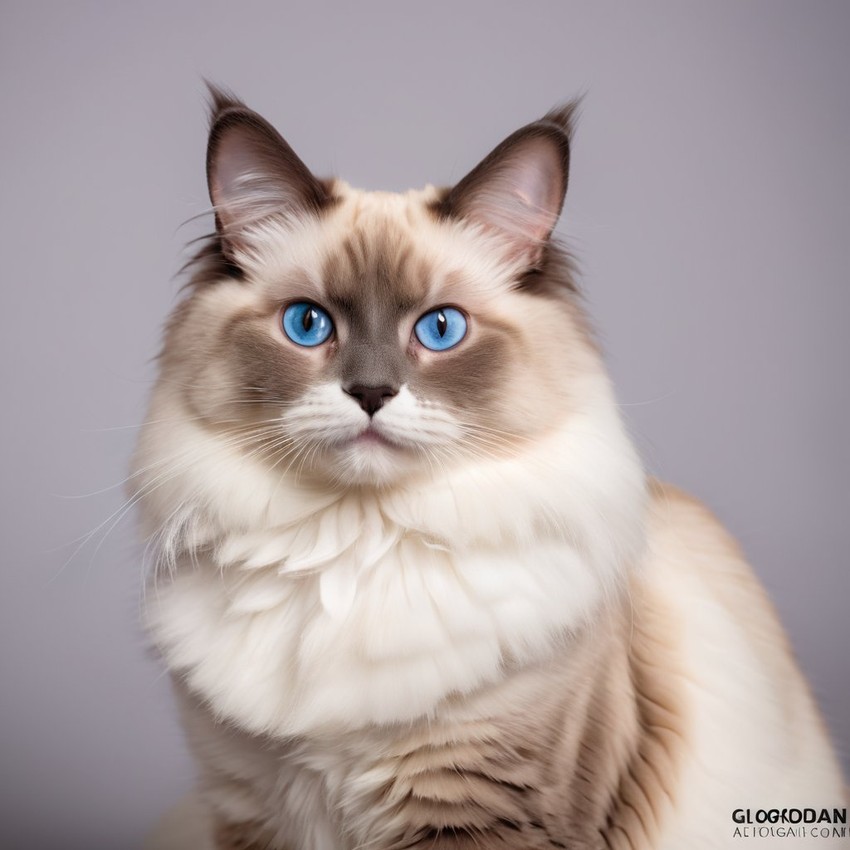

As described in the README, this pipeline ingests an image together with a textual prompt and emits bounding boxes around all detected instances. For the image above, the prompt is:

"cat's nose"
[345,384,398,417]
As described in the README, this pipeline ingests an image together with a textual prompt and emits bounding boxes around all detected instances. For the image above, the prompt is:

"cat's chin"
[318,436,421,488]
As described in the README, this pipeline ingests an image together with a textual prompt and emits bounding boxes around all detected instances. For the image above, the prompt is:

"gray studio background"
[2,2,848,848]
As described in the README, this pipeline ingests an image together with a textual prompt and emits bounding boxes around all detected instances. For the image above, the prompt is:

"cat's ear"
[437,102,578,266]
[205,85,331,258]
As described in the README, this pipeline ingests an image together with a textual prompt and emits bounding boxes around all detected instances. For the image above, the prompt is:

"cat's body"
[138,90,845,849]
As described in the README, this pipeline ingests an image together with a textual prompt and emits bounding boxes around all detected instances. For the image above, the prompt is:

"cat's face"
[160,91,595,488]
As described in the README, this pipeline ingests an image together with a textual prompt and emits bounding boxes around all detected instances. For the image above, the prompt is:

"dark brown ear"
[205,85,331,258]
[437,101,578,266]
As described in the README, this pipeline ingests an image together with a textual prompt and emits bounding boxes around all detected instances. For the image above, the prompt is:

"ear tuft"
[541,97,583,141]
[204,81,246,122]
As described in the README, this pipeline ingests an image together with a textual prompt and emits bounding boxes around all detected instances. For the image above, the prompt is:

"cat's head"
[157,87,600,488]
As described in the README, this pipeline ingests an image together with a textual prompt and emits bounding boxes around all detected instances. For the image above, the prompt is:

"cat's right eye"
[414,307,467,351]
[281,302,334,347]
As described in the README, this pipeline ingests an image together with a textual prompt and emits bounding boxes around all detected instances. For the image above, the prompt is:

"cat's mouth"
[350,425,402,449]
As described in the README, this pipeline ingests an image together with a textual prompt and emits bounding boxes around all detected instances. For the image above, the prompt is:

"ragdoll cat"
[137,88,846,850]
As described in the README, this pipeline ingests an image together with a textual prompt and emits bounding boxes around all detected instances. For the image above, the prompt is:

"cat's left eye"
[281,302,334,347]
[414,307,467,351]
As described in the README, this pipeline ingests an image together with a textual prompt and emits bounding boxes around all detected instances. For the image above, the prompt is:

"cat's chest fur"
[148,491,613,739]
[170,606,640,850]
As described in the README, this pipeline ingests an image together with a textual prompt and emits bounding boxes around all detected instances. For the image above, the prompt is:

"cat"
[137,87,846,850]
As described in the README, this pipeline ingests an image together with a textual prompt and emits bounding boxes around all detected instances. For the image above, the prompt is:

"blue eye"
[282,302,333,347]
[414,307,467,351]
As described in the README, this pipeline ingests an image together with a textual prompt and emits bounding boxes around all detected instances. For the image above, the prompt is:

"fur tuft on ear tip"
[204,80,247,125]
[541,96,584,143]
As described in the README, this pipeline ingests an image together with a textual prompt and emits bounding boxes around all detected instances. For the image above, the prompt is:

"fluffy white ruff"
[141,375,647,738]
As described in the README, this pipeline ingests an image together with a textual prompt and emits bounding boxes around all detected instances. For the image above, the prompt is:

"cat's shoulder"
[641,477,784,634]
[646,478,741,553]
[645,479,756,582]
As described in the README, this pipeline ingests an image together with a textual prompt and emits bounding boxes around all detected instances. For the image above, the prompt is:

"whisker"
[53,423,291,575]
